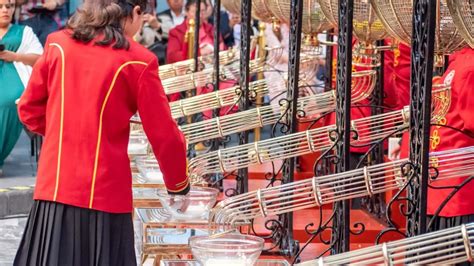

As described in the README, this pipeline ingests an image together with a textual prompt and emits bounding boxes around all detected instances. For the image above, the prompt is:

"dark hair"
[67,0,148,49]
[185,0,206,12]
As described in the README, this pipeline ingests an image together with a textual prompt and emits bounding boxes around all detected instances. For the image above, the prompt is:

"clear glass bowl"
[128,132,149,155]
[156,187,219,220]
[135,156,164,184]
[189,234,264,266]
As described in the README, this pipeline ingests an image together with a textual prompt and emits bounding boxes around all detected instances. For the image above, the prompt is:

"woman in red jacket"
[166,0,227,103]
[166,0,215,65]
[14,0,189,265]
[399,48,474,230]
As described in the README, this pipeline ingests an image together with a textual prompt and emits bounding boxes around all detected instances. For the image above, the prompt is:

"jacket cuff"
[167,182,190,195]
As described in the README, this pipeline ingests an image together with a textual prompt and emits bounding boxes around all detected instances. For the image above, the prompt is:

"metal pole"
[408,0,436,237]
[278,0,304,256]
[372,39,385,164]
[254,23,266,141]
[186,19,196,125]
[332,0,353,254]
[193,0,201,72]
[236,0,251,195]
[367,39,386,217]
[213,0,221,103]
[325,30,334,92]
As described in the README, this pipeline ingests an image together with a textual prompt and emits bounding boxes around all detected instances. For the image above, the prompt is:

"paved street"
[0,217,26,265]
[1,132,37,189]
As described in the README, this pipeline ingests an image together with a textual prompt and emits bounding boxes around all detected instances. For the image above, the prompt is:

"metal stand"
[363,39,386,219]
[236,0,252,195]
[193,1,201,71]
[407,0,436,237]
[277,0,304,256]
[332,0,354,254]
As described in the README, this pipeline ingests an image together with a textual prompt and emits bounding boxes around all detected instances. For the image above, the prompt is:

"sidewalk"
[0,132,36,218]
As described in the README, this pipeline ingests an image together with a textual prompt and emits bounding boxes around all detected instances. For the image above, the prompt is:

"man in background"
[157,0,184,42]
[16,0,66,45]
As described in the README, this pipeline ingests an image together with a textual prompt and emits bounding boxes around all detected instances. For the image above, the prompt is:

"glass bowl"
[156,187,219,220]
[189,234,264,266]
[135,157,164,184]
[128,132,149,155]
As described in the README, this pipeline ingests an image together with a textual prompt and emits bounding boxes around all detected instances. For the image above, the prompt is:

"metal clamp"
[312,177,323,206]
[254,142,263,164]
[217,150,226,173]
[401,106,410,123]
[306,130,315,152]
[171,63,179,76]
[382,243,392,266]
[363,166,374,197]
[461,224,473,262]
[178,100,186,116]
[256,189,267,217]
[215,91,223,107]
[351,120,359,133]
[190,72,197,88]
[216,117,224,137]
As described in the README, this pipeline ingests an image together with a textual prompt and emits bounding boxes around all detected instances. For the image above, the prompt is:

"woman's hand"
[143,14,161,30]
[0,50,18,62]
[0,50,40,66]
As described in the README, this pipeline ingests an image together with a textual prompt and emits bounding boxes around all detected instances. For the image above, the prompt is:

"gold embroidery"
[167,179,190,192]
[393,46,400,67]
[89,61,148,209]
[50,43,66,201]
[430,157,439,168]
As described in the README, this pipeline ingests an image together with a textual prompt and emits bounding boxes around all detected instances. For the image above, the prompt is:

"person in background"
[137,11,162,47]
[263,22,290,107]
[16,0,66,45]
[14,0,188,264]
[398,47,474,233]
[166,0,223,101]
[135,11,167,64]
[157,0,184,42]
[205,0,235,47]
[0,0,42,177]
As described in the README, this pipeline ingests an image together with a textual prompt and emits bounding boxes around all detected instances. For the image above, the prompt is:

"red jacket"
[400,48,474,217]
[166,20,218,64]
[18,30,189,214]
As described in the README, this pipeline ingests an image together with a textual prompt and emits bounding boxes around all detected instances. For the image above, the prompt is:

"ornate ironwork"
[237,0,252,195]
[407,0,436,237]
[362,39,386,219]
[332,0,354,254]
[275,0,305,256]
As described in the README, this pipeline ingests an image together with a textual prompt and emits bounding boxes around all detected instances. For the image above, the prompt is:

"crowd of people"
[0,0,299,168]
[0,0,245,175]
[3,0,474,264]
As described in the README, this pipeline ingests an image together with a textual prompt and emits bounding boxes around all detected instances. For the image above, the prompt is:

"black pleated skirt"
[14,200,137,266]
[428,214,474,231]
